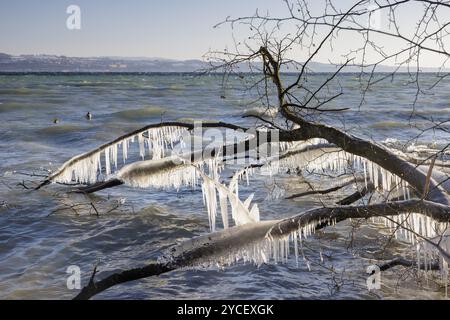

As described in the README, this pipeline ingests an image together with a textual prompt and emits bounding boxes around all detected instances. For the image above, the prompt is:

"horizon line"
[3,52,449,70]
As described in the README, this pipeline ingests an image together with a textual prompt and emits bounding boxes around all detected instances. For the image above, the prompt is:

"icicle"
[138,134,145,160]
[363,161,368,188]
[112,143,118,169]
[249,203,260,222]
[146,130,152,156]
[197,169,257,229]
[122,139,128,163]
[105,148,111,175]
[293,230,299,267]
[218,189,229,229]
[204,178,217,232]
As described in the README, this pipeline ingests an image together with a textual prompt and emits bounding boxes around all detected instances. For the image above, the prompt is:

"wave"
[111,106,167,120]
[0,88,51,96]
[0,102,53,113]
[37,124,90,135]
[369,120,410,129]
[242,106,278,118]
[417,107,450,115]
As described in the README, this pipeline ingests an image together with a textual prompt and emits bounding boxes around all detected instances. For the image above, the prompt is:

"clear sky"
[0,0,286,59]
[0,0,448,67]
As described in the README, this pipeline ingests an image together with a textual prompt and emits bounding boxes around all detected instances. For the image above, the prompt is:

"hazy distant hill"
[0,53,446,73]
[0,53,208,73]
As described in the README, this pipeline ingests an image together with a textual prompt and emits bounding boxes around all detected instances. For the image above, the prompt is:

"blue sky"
[0,0,286,59]
[0,0,448,67]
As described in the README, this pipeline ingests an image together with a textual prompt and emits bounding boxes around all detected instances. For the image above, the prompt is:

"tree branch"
[74,199,450,299]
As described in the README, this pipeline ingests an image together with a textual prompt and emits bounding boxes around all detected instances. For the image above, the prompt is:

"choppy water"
[0,73,449,300]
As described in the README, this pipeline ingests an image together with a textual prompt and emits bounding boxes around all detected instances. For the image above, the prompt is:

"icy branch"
[74,199,450,299]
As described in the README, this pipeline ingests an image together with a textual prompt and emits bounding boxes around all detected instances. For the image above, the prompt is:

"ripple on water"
[111,106,168,120]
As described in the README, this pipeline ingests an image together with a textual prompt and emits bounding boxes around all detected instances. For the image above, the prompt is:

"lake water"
[0,73,449,299]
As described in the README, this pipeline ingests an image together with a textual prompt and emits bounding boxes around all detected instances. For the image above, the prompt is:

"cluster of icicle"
[197,140,449,293]
[374,212,449,293]
[193,206,449,295]
[374,213,448,244]
[119,161,199,190]
[261,138,328,174]
[198,168,259,232]
[417,233,450,296]
[52,126,188,184]
[117,156,224,191]
[52,126,449,292]
[192,217,338,270]
[266,141,411,200]
[244,218,337,269]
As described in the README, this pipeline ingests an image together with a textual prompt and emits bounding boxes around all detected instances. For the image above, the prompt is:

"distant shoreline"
[2,53,448,74]
[0,71,444,75]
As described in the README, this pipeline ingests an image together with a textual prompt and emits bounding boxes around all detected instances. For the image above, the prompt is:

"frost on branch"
[47,125,189,185]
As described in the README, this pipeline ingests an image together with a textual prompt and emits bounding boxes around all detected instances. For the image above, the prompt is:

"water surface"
[0,73,448,299]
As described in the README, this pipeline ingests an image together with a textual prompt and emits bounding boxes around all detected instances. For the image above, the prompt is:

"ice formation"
[116,152,260,232]
[49,125,189,184]
[265,142,412,200]
[197,169,258,232]
[48,125,449,291]
[194,139,449,290]
[260,138,330,175]
[172,216,336,269]
[116,157,200,190]
[172,204,449,296]
[229,166,257,198]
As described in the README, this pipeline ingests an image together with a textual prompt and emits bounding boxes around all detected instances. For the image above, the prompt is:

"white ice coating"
[115,148,228,189]
[118,160,199,190]
[261,138,329,176]
[201,176,218,231]
[265,141,412,200]
[414,227,450,296]
[191,218,335,269]
[229,166,256,198]
[52,125,189,184]
[198,169,258,232]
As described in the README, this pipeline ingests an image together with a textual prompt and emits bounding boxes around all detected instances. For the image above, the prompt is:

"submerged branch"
[73,179,124,194]
[286,176,365,199]
[336,183,375,205]
[73,263,175,300]
[377,257,440,272]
